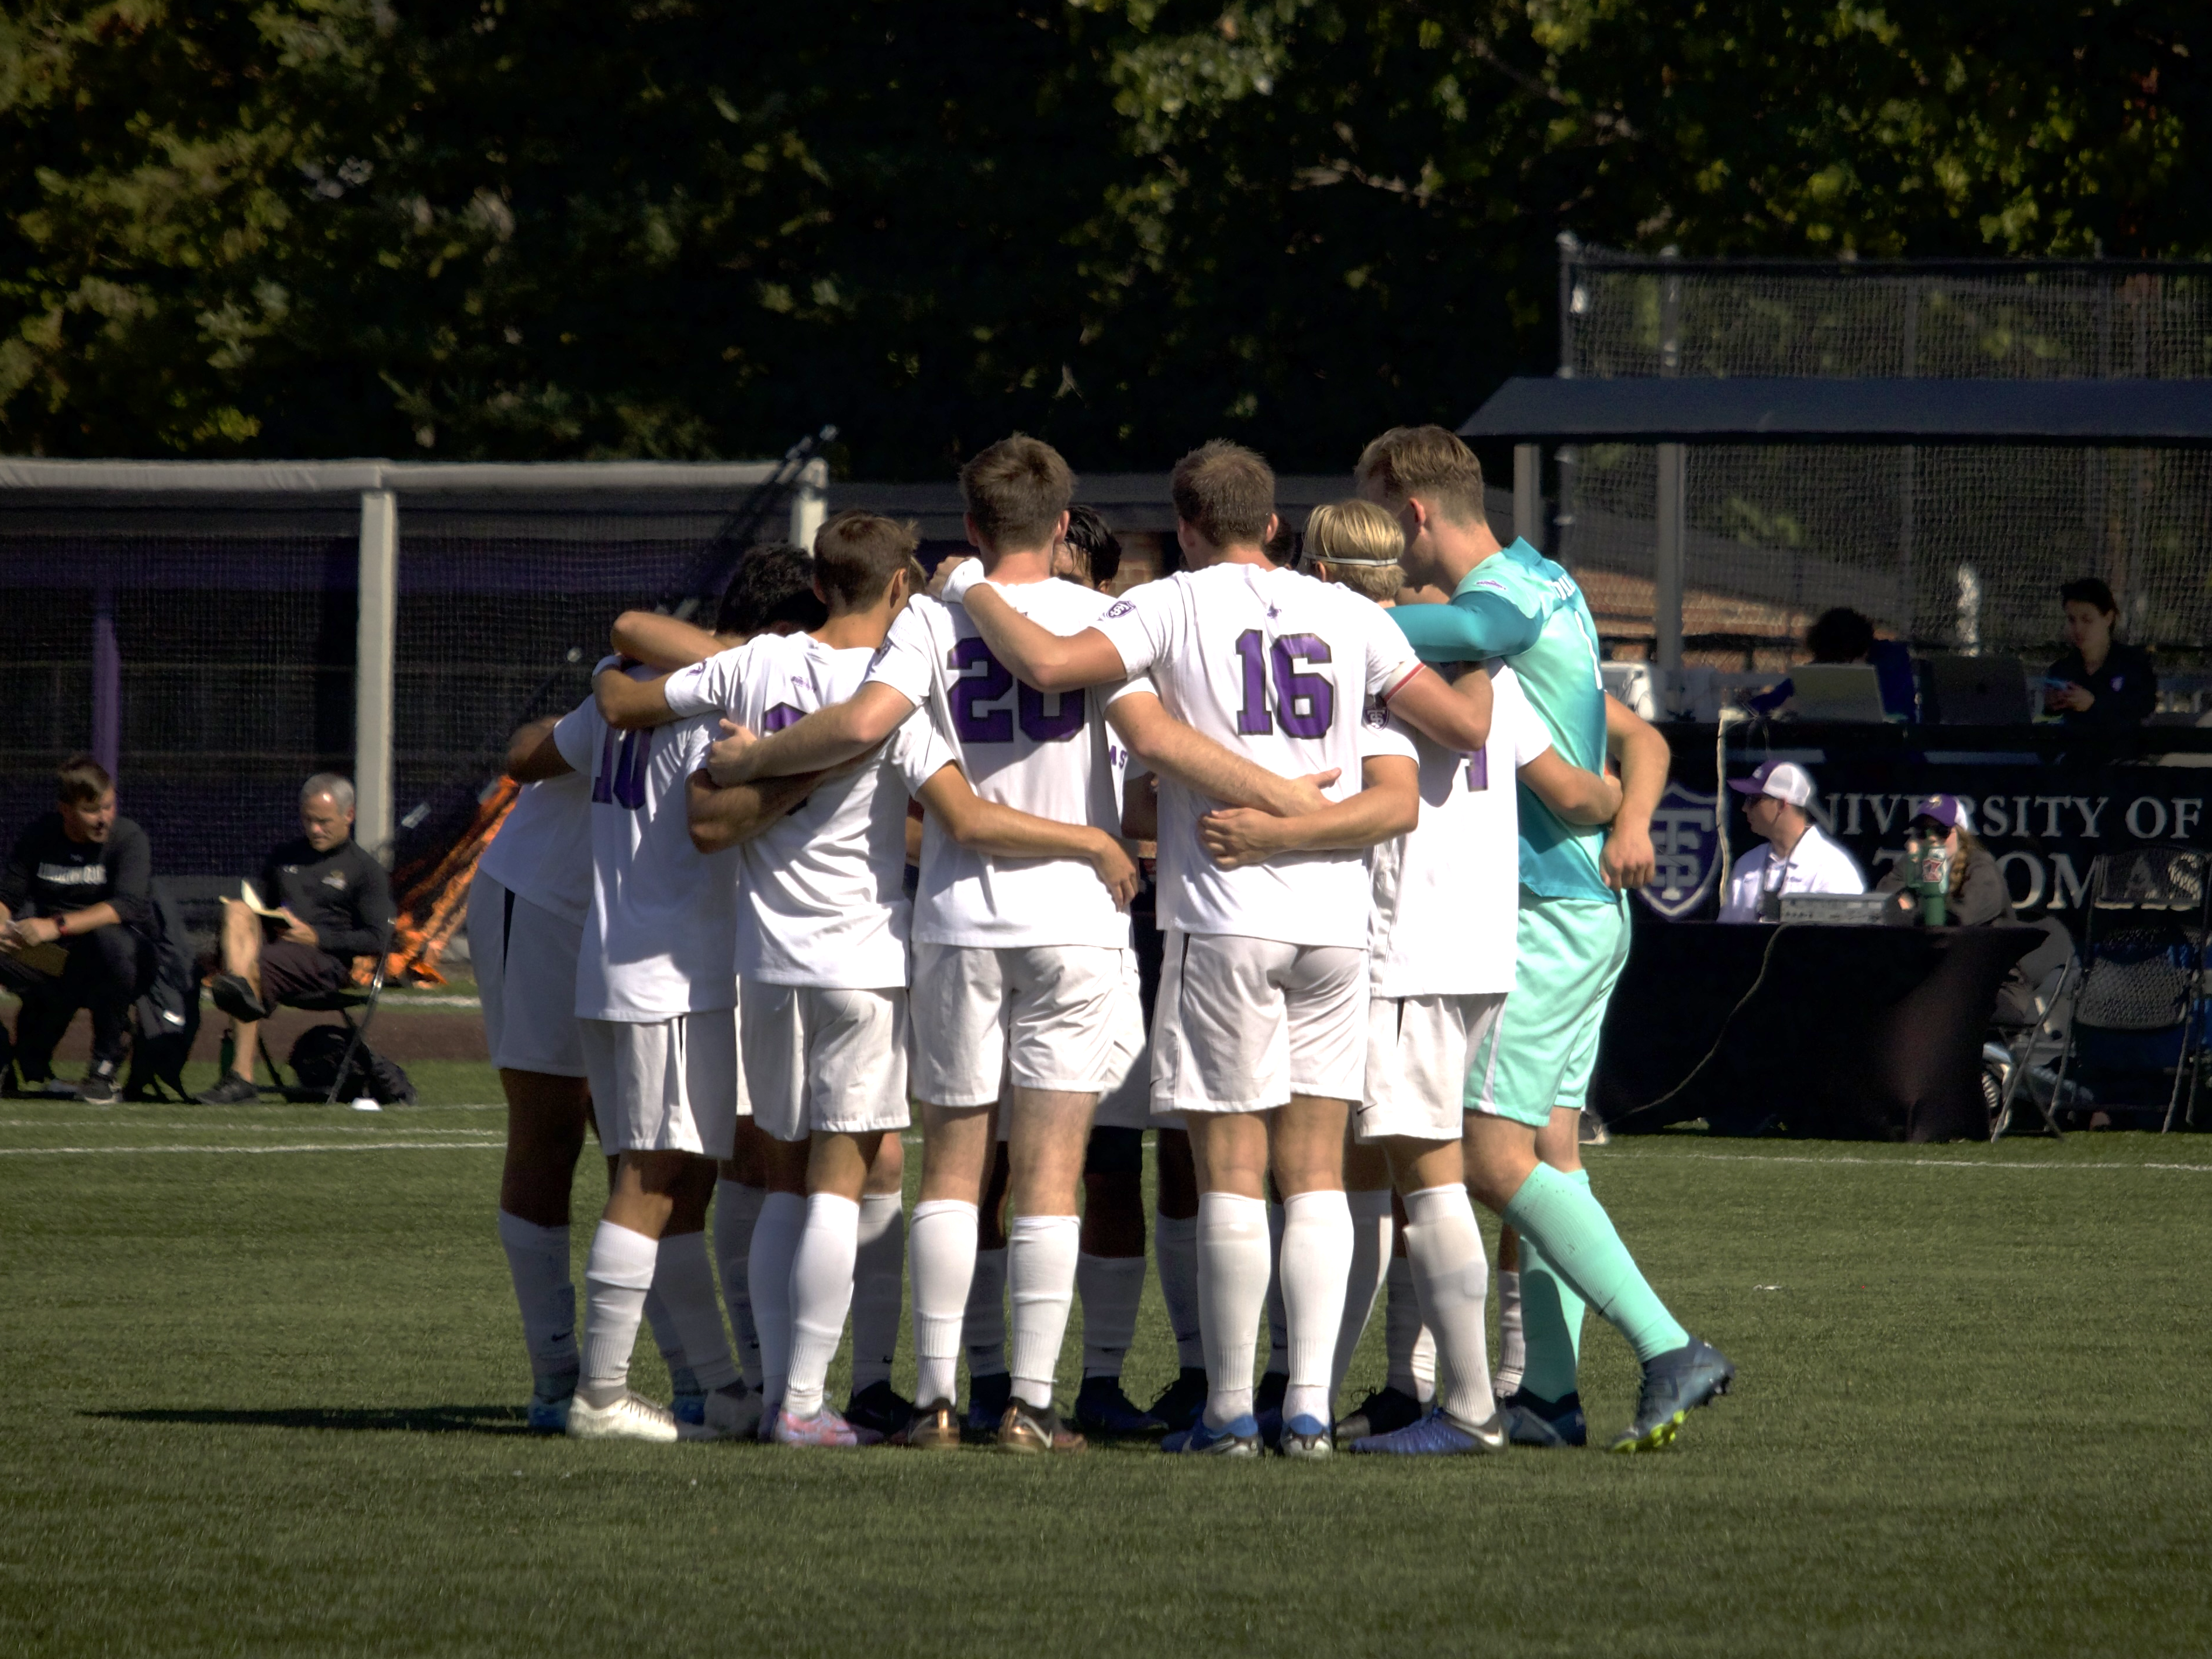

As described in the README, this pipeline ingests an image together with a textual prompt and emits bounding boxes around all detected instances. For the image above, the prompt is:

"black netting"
[1554,252,2212,661]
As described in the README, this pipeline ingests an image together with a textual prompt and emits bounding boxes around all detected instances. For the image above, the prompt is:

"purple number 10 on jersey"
[1233,630,1335,738]
[593,726,654,810]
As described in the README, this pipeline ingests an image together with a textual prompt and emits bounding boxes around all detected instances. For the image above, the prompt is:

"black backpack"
[124,886,202,1102]
[286,1024,417,1105]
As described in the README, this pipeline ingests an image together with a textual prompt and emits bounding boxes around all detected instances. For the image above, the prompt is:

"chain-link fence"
[1554,247,2212,664]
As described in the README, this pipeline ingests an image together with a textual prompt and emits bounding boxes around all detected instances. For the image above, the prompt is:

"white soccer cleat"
[565,1389,679,1443]
[679,1385,763,1442]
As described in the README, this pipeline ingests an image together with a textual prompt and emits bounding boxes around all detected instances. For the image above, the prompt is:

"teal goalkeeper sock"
[1516,1178,1589,1402]
[1502,1164,1688,1365]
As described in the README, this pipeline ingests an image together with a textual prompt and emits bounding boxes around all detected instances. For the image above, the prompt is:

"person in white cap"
[1717,760,1864,923]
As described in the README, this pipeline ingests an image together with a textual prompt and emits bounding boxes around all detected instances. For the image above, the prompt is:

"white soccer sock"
[496,1211,577,1378]
[965,1245,1010,1379]
[748,1192,806,1416]
[579,1221,659,1406]
[654,1230,739,1392]
[1494,1269,1526,1398]
[849,1192,905,1393]
[1403,1184,1494,1423]
[1278,1190,1353,1428]
[910,1199,977,1408]
[1078,1253,1146,1381]
[1412,1323,1437,1404]
[1331,1188,1394,1399]
[641,1285,687,1382]
[1262,1200,1288,1377]
[1196,1192,1270,1430]
[713,1179,768,1391]
[1153,1212,1204,1368]
[783,1193,860,1420]
[1384,1255,1426,1399]
[1007,1213,1080,1410]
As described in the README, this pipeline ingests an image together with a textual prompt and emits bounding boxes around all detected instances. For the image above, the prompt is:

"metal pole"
[1513,445,1542,548]
[92,583,120,778]
[788,456,828,550]
[355,490,398,865]
[1655,443,1686,708]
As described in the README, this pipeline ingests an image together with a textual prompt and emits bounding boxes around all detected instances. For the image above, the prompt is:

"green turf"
[4,1058,2208,1656]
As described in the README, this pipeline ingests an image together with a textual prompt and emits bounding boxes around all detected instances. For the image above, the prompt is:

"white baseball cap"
[1727,759,1815,807]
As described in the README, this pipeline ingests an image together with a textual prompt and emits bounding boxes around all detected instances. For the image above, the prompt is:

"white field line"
[1673,1152,2212,1173]
[0,1139,502,1157]
[0,1119,500,1135]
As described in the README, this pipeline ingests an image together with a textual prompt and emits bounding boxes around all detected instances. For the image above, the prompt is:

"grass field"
[4,1057,2208,1657]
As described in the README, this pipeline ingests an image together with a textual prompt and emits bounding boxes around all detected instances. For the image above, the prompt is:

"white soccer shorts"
[466,872,585,1078]
[741,979,911,1143]
[1091,948,1157,1131]
[1356,991,1506,1144]
[578,1009,739,1159]
[909,941,1121,1107]
[1149,930,1368,1115]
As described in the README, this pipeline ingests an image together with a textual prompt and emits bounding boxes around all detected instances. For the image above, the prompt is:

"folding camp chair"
[1988,916,2079,1141]
[251,935,392,1105]
[2046,849,2208,1134]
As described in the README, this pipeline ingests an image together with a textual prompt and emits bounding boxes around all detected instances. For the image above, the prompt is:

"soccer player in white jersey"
[471,718,595,1432]
[705,445,1161,1453]
[1239,499,1622,1454]
[533,631,817,1443]
[693,510,1139,1447]
[948,439,1498,1458]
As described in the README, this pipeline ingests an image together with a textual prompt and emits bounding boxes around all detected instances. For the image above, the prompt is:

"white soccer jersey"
[867,584,1144,949]
[1367,662,1551,998]
[554,670,738,1021]
[1091,561,1423,949]
[478,762,592,927]
[666,630,953,989]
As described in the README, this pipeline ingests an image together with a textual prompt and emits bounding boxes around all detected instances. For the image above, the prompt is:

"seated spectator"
[2046,577,2156,725]
[1717,759,1865,922]
[1872,794,2037,1025]
[0,755,154,1104]
[1750,606,1916,721]
[197,773,394,1105]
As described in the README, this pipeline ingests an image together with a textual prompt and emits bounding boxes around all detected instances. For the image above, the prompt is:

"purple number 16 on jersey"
[1233,630,1335,738]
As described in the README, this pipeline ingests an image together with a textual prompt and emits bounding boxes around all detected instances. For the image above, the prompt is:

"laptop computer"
[1789,663,1889,723]
[1928,654,2031,725]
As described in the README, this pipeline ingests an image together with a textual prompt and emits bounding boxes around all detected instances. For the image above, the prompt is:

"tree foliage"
[1,1,2201,472]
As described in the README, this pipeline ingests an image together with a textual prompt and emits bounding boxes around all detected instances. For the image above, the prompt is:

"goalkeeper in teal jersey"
[1356,425,1733,1453]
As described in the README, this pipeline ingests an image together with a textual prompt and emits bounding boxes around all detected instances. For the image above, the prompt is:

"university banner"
[1639,735,2211,926]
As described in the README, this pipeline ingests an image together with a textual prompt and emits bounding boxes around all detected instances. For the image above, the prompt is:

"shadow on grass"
[87,1405,534,1436]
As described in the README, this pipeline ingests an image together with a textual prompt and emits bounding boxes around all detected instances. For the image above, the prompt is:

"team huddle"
[471,424,1735,1458]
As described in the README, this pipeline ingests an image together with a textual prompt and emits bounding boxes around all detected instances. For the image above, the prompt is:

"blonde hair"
[1304,499,1404,601]
[1354,424,1487,526]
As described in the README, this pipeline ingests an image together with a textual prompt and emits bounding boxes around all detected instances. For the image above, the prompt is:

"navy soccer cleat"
[1147,1367,1208,1435]
[1074,1377,1167,1438]
[845,1380,915,1443]
[964,1371,1012,1435]
[1609,1338,1736,1453]
[1498,1388,1588,1448]
[1252,1371,1288,1450]
[1333,1385,1425,1447]
[1352,1406,1508,1456]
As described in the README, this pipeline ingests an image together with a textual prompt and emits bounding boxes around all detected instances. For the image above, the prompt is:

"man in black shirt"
[2046,576,2158,727]
[198,773,395,1105]
[0,754,156,1104]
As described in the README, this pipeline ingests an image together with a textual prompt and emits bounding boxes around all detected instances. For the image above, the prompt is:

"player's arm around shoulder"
[1519,747,1622,825]
[952,563,1132,692]
[1107,692,1337,818]
[714,681,917,787]
[506,716,572,782]
[911,762,1139,910]
[1384,661,1492,754]
[1197,753,1418,869]
[685,762,823,855]
[1601,692,1671,890]
[610,609,723,670]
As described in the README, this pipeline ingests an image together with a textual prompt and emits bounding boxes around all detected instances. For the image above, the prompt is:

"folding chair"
[1988,915,2079,1141]
[252,935,392,1105]
[2047,849,2208,1134]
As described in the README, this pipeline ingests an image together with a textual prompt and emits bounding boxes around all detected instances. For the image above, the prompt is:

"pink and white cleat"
[769,1404,883,1448]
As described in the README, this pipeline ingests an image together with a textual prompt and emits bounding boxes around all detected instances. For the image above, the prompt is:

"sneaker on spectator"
[196,1073,261,1105]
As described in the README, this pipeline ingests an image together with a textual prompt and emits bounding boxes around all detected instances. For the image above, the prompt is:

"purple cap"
[1912,794,1962,829]
[1727,759,1814,807]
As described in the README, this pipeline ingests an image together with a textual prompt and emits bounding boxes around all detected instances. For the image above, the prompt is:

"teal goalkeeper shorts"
[1466,891,1632,1128]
